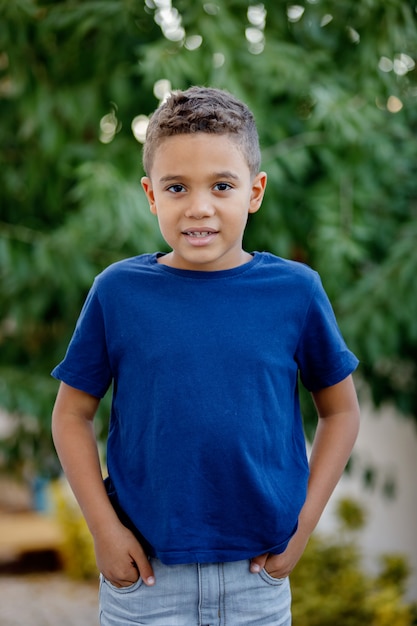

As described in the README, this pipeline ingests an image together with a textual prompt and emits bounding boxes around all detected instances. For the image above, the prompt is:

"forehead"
[150,132,250,177]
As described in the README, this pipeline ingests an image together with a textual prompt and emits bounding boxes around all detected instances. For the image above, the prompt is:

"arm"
[250,374,360,577]
[52,382,155,586]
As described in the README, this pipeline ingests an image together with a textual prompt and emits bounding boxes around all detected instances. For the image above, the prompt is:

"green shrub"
[291,498,414,626]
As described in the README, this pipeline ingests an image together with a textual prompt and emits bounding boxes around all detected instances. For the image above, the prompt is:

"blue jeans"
[99,558,291,625]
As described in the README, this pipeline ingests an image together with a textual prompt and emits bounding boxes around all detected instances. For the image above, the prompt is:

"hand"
[250,528,310,579]
[93,520,155,588]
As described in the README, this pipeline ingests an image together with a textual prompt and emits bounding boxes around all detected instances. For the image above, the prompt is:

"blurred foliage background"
[0,0,417,478]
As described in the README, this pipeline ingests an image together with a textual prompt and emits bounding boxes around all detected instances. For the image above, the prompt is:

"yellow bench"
[0,512,63,563]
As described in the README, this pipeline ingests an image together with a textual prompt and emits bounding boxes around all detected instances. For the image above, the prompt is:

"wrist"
[84,500,121,538]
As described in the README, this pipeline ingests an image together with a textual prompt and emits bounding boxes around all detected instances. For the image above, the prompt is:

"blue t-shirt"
[52,252,358,564]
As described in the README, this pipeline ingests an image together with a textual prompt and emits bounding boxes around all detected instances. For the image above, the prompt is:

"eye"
[167,184,186,193]
[213,182,232,192]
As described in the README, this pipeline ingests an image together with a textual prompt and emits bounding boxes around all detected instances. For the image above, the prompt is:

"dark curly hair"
[142,86,261,177]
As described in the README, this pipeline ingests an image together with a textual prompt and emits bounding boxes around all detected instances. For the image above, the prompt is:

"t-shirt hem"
[302,355,359,392]
[153,539,292,565]
[51,366,109,399]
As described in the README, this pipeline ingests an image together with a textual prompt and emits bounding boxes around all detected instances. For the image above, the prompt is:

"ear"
[249,171,267,214]
[141,176,157,215]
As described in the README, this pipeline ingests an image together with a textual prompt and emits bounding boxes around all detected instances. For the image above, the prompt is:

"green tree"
[1,0,416,477]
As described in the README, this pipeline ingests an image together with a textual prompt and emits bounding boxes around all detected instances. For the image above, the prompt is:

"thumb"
[132,547,156,586]
[250,553,268,574]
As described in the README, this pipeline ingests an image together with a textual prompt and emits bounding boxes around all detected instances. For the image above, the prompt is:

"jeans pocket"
[259,568,287,586]
[100,572,143,594]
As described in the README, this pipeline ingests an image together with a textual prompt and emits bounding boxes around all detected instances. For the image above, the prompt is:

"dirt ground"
[0,573,99,626]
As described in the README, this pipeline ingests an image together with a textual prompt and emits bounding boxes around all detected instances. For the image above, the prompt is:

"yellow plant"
[51,479,98,580]
[368,586,413,626]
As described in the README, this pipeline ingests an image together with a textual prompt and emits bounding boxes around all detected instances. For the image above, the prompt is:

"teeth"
[186,231,211,237]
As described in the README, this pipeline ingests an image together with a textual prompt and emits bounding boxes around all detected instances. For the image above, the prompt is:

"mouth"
[182,229,219,246]
[182,230,218,238]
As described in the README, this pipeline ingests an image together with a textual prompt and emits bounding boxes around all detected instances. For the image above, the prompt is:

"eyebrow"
[158,171,241,184]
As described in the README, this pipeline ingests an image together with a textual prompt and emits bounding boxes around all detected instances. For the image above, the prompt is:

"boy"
[51,86,360,626]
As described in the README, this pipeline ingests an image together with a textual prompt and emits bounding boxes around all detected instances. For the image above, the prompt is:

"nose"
[184,191,215,219]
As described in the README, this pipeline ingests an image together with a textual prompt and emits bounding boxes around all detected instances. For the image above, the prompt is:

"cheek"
[154,214,176,243]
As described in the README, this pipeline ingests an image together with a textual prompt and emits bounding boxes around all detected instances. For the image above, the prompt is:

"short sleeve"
[296,275,359,391]
[51,281,113,398]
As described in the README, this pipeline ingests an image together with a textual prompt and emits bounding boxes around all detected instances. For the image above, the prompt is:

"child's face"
[141,133,267,271]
